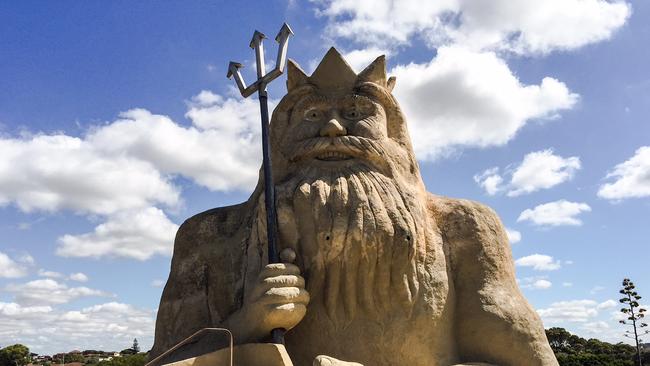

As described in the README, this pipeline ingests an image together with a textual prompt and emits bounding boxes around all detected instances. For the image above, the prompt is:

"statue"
[150,48,559,366]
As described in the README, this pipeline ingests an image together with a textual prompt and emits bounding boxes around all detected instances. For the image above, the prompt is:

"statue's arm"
[432,196,558,366]
[151,206,248,359]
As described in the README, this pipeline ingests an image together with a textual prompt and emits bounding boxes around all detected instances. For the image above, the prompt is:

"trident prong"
[227,23,294,97]
[250,30,267,79]
[225,23,294,345]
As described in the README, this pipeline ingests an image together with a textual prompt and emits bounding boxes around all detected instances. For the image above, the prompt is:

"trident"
[226,23,294,345]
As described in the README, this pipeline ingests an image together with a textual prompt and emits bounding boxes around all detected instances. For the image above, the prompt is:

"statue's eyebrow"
[341,94,374,105]
[294,95,330,110]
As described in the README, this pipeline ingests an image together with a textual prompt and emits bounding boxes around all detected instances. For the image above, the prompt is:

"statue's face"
[281,93,388,170]
[273,93,426,324]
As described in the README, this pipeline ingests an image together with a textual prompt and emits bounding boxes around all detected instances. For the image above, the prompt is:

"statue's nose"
[320,118,347,137]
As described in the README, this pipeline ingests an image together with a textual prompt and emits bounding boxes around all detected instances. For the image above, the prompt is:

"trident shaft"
[226,23,293,345]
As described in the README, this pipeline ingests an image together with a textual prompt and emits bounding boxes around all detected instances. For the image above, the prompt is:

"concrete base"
[162,343,293,366]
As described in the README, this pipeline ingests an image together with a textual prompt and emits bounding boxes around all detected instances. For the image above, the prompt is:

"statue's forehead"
[293,93,376,110]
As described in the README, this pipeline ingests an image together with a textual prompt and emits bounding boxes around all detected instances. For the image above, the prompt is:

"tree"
[620,278,649,366]
[97,354,146,366]
[0,344,30,366]
[131,339,140,353]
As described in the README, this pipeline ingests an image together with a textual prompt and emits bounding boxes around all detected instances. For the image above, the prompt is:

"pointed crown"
[287,47,396,93]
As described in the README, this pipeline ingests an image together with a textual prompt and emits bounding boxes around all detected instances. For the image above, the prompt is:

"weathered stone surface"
[151,48,559,366]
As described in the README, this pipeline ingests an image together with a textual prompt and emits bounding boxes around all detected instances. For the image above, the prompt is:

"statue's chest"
[286,232,457,366]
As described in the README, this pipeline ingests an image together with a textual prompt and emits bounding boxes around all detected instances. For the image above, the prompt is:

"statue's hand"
[224,262,310,343]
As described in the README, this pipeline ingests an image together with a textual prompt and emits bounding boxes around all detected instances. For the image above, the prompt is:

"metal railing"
[145,328,233,366]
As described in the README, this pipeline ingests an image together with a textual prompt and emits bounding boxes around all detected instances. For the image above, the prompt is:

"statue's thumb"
[279,247,296,263]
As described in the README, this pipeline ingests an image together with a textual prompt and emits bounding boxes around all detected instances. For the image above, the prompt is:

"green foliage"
[131,339,139,354]
[96,354,146,366]
[0,344,30,366]
[546,327,642,366]
[620,278,649,366]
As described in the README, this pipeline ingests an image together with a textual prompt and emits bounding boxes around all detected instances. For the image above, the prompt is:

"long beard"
[274,156,430,325]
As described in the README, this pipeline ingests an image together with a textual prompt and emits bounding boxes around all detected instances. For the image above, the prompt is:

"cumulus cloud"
[0,90,268,261]
[0,302,52,317]
[0,301,154,355]
[505,228,521,244]
[538,299,623,325]
[342,48,392,72]
[474,167,504,195]
[91,98,262,192]
[151,279,165,288]
[314,0,631,54]
[17,254,35,265]
[57,207,179,261]
[5,279,112,306]
[515,254,561,271]
[475,150,581,196]
[520,277,552,290]
[37,269,63,279]
[508,150,581,196]
[391,47,578,160]
[0,252,27,278]
[598,146,650,200]
[0,134,179,215]
[69,273,89,282]
[597,299,618,310]
[517,200,591,226]
[538,300,600,323]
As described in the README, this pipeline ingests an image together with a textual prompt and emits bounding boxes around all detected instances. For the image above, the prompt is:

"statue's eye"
[304,109,323,121]
[344,108,364,120]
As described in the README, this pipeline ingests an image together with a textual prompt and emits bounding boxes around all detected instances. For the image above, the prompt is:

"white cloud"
[590,286,606,295]
[0,301,155,355]
[5,279,112,306]
[391,47,578,160]
[533,279,553,289]
[517,200,591,226]
[597,299,618,310]
[598,146,650,200]
[505,228,521,244]
[17,254,35,265]
[0,133,179,215]
[151,279,165,288]
[342,48,391,72]
[515,254,561,271]
[57,207,179,261]
[520,277,552,289]
[314,0,631,55]
[537,299,599,323]
[474,150,581,196]
[0,252,27,278]
[0,91,267,262]
[474,167,504,195]
[37,269,63,279]
[90,102,262,192]
[507,149,581,196]
[0,302,52,317]
[563,282,573,287]
[69,273,89,282]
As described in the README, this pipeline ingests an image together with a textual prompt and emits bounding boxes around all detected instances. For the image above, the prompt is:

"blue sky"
[1,0,649,355]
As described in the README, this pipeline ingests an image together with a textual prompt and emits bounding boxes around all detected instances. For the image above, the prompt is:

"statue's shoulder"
[425,193,503,238]
[172,200,256,259]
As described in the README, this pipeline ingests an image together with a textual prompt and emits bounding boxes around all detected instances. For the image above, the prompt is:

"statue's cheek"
[350,117,387,139]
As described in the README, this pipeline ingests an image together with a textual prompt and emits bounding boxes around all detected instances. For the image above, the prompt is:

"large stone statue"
[151,48,558,366]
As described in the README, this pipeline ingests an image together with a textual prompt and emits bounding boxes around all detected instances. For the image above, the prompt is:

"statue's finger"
[259,262,301,278]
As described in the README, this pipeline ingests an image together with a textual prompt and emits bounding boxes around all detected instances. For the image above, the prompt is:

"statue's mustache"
[287,136,388,168]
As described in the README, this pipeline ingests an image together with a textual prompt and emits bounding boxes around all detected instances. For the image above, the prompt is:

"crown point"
[358,54,387,87]
[309,47,357,93]
[287,59,309,91]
